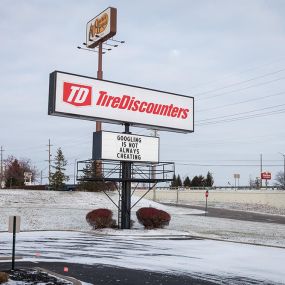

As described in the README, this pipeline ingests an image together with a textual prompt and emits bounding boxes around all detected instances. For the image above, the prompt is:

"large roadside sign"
[48,71,194,133]
[86,7,117,48]
[93,131,159,163]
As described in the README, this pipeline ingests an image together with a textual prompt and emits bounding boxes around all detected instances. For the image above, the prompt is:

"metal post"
[95,43,103,177]
[152,130,157,201]
[96,43,103,132]
[176,187,179,204]
[205,197,208,216]
[12,216,16,271]
[121,123,132,229]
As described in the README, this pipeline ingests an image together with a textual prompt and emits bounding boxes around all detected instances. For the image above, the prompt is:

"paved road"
[1,231,282,285]
[164,203,285,224]
[0,261,219,285]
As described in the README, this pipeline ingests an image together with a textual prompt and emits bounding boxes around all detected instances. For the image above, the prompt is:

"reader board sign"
[93,131,159,163]
[86,7,117,48]
[48,71,194,133]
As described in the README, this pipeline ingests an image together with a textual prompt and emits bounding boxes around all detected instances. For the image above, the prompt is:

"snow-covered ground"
[0,189,285,247]
[1,189,285,284]
[1,231,285,284]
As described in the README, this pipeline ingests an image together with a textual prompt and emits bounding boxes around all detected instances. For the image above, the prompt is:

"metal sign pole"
[12,216,16,271]
[205,190,208,216]
[121,123,132,229]
[95,43,103,176]
[96,42,103,132]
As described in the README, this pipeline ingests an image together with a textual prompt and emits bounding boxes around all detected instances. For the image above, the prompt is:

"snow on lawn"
[0,189,202,233]
[1,231,285,284]
[1,189,285,247]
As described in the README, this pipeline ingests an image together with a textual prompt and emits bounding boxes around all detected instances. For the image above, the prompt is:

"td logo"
[63,82,92,106]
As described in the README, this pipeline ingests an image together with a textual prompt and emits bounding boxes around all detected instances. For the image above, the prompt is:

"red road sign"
[261,172,271,180]
[205,190,209,198]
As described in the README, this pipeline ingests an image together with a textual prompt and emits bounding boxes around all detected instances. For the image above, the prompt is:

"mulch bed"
[4,268,72,285]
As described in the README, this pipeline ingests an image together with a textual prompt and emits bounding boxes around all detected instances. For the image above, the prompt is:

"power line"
[173,159,284,162]
[175,162,283,167]
[198,91,285,113]
[187,56,285,91]
[198,103,285,123]
[197,76,285,101]
[192,68,285,97]
[197,108,285,126]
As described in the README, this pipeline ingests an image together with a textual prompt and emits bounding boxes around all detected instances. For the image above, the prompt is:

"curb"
[0,256,23,261]
[34,267,82,285]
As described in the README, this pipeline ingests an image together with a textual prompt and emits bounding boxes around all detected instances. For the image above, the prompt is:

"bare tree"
[275,171,285,189]
[4,156,37,187]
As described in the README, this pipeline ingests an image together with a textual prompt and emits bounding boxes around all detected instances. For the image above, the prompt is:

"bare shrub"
[136,207,171,229]
[86,208,116,229]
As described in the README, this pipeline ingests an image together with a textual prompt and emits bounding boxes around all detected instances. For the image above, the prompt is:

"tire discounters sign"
[93,131,159,163]
[48,71,194,133]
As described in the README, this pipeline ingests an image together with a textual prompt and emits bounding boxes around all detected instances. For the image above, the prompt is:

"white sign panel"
[8,216,21,233]
[93,131,159,163]
[86,7,117,48]
[49,71,194,133]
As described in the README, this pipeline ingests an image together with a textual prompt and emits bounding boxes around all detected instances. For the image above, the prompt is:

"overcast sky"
[1,0,285,186]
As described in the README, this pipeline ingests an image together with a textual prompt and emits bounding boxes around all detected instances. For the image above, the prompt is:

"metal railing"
[77,159,175,183]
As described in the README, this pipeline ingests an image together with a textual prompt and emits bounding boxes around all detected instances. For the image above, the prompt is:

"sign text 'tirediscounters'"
[49,71,194,133]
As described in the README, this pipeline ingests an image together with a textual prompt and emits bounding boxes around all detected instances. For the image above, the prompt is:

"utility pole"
[0,146,4,188]
[279,152,285,190]
[283,155,285,190]
[46,139,53,186]
[73,158,77,185]
[260,154,263,188]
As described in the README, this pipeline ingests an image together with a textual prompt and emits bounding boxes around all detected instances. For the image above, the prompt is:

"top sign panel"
[86,7,117,48]
[48,71,194,133]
